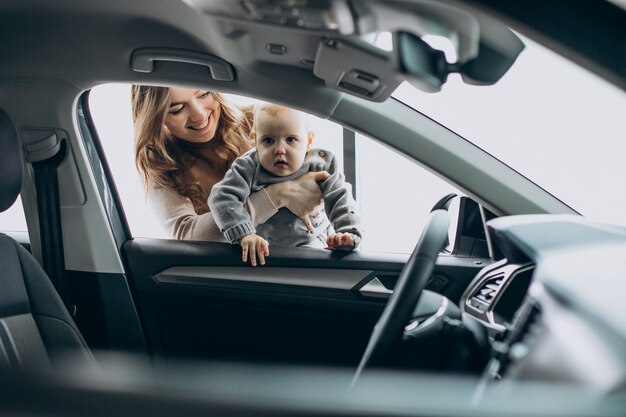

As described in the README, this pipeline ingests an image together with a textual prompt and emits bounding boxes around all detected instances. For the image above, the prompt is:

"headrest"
[0,109,23,213]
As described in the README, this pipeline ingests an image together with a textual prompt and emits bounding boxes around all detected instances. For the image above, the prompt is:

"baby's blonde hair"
[252,103,310,136]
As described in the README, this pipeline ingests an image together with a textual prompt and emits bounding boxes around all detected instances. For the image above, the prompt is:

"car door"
[77,86,490,367]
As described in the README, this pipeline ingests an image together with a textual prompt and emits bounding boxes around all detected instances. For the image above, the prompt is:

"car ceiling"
[0,0,345,117]
[1,0,624,107]
[0,0,616,236]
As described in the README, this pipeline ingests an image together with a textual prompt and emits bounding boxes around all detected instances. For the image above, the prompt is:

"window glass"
[89,84,458,254]
[89,84,342,240]
[89,84,164,238]
[356,135,458,253]
[0,196,28,233]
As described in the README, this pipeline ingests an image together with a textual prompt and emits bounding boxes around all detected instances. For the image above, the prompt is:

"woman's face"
[164,88,221,143]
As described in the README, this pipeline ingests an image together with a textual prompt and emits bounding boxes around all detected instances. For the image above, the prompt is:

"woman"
[132,85,328,241]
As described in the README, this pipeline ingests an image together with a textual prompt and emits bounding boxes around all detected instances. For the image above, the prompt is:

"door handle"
[131,48,235,81]
[359,276,393,298]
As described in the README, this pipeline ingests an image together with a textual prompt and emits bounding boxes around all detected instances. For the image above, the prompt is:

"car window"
[356,133,458,253]
[88,84,459,254]
[0,195,28,234]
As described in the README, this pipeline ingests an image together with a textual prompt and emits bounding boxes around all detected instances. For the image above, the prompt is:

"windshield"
[392,35,626,227]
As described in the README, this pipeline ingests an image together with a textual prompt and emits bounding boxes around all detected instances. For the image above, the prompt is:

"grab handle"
[131,48,235,81]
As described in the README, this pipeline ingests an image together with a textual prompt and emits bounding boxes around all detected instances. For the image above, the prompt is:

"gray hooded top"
[208,148,362,249]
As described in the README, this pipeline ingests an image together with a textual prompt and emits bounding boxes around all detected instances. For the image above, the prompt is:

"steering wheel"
[352,210,450,385]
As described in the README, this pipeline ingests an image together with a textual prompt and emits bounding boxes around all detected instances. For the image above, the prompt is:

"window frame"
[77,91,131,250]
[83,85,465,255]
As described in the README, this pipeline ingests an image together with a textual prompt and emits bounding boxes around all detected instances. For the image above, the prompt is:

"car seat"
[0,108,97,373]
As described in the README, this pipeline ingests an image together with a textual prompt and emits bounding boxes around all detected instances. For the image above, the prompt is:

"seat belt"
[23,130,70,309]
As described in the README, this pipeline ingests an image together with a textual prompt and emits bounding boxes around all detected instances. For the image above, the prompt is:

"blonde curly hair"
[131,85,253,213]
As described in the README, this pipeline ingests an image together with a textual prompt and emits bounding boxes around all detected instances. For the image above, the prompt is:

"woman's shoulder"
[147,184,184,202]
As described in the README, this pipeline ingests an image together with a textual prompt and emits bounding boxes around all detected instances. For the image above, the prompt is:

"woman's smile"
[187,113,213,133]
[188,117,209,131]
[164,88,221,143]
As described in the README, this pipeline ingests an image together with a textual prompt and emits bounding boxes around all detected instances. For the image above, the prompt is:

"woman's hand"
[240,233,269,266]
[265,171,330,233]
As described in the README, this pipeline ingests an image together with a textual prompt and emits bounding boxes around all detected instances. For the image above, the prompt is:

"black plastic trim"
[124,239,488,304]
[76,91,151,358]
[67,271,147,358]
[343,128,357,199]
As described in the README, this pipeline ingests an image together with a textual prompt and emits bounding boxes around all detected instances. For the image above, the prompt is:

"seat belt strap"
[23,131,69,307]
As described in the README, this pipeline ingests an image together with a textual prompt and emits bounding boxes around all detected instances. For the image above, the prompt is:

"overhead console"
[313,37,399,102]
[182,0,525,101]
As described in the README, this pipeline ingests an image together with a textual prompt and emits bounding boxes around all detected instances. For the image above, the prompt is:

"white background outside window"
[88,84,456,253]
[0,196,27,232]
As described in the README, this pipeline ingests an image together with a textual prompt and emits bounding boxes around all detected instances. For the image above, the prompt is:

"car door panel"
[67,271,147,357]
[122,238,488,366]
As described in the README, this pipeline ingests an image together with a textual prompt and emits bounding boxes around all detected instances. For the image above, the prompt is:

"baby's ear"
[307,131,314,152]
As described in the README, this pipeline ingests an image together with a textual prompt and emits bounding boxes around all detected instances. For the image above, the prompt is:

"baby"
[209,103,362,266]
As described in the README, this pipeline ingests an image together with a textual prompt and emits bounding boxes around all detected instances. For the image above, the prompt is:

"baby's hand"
[240,234,269,266]
[326,232,355,250]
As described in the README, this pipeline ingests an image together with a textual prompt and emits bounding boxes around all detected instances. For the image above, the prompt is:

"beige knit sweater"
[144,119,277,241]
[147,185,278,241]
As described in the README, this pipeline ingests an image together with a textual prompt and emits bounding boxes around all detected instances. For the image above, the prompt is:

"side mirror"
[431,195,494,258]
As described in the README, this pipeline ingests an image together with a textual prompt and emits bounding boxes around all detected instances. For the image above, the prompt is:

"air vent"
[469,272,505,311]
[497,302,542,378]
[509,302,542,345]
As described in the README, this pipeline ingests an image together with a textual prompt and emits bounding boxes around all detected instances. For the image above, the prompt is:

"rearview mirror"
[396,32,449,93]
[397,23,524,92]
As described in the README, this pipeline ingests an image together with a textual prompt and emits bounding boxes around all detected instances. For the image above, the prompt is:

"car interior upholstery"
[0,1,625,416]
[0,109,97,373]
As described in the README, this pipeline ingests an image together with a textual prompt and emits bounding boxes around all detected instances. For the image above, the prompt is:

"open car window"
[87,84,460,254]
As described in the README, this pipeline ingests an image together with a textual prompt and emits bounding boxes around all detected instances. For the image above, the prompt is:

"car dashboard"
[467,214,626,394]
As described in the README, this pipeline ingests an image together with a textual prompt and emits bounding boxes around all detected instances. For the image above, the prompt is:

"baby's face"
[255,108,311,177]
